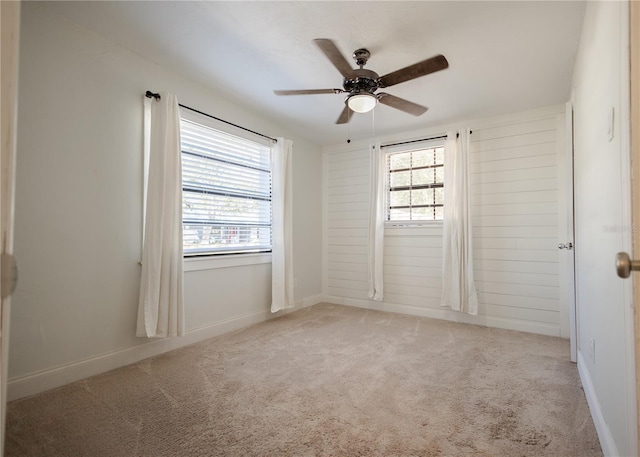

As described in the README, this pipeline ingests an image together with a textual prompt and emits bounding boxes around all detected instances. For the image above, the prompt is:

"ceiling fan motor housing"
[343,68,380,96]
[344,48,380,96]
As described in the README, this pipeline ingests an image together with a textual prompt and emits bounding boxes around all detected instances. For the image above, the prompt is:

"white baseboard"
[577,351,620,457]
[295,293,325,310]
[323,294,561,337]
[8,294,324,401]
[272,293,324,317]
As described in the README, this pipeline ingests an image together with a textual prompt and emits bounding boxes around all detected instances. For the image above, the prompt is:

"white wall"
[323,104,571,338]
[9,2,322,399]
[571,1,637,455]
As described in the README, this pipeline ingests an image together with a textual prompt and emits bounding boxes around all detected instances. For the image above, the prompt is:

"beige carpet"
[6,303,601,456]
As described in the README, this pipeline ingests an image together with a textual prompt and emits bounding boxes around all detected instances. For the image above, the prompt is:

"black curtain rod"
[145,91,277,143]
[381,131,471,149]
[382,135,447,148]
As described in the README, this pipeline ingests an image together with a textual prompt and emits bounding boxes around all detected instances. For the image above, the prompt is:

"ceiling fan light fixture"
[347,93,377,113]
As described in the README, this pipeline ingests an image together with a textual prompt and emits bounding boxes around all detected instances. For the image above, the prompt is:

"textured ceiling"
[43,1,586,146]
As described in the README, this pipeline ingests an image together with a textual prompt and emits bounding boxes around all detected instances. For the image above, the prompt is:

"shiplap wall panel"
[474,226,557,238]
[324,146,371,302]
[473,214,558,227]
[473,178,557,195]
[326,228,368,237]
[326,158,369,171]
[328,279,368,291]
[385,255,441,268]
[475,167,556,185]
[473,248,558,263]
[384,274,442,288]
[327,253,368,264]
[478,292,559,311]
[327,211,369,222]
[329,175,370,187]
[475,270,559,287]
[469,130,557,152]
[385,284,442,299]
[472,154,557,173]
[327,245,367,255]
[474,259,558,274]
[328,194,370,205]
[470,115,562,333]
[327,168,367,179]
[327,184,369,196]
[475,190,557,205]
[328,201,370,213]
[469,143,556,164]
[476,281,558,299]
[480,304,559,324]
[474,237,555,250]
[385,246,441,258]
[328,287,369,300]
[327,262,368,273]
[383,293,441,308]
[473,202,557,216]
[327,237,368,247]
[324,110,565,336]
[384,265,441,278]
[328,219,369,229]
[470,117,556,140]
[385,237,442,248]
[328,270,367,281]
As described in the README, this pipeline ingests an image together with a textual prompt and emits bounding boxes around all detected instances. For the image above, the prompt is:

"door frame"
[559,100,578,362]
[564,100,578,363]
[1,1,21,454]
[630,0,640,452]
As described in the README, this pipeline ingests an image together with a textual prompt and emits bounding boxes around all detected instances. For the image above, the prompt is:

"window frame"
[384,140,445,226]
[179,109,273,258]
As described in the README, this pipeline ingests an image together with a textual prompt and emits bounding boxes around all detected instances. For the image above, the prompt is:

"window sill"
[384,222,443,237]
[385,221,443,228]
[184,252,272,272]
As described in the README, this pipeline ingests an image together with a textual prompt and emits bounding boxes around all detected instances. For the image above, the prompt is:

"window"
[386,144,445,222]
[180,118,272,256]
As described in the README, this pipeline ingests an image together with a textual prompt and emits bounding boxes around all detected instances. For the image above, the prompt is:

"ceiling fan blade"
[336,105,352,124]
[274,89,343,96]
[314,39,354,78]
[378,93,428,116]
[379,55,449,88]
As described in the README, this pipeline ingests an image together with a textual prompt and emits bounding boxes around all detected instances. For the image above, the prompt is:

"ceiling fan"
[274,39,449,124]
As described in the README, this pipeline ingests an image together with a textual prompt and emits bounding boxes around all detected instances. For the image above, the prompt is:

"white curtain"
[368,142,384,301]
[441,130,478,315]
[137,93,185,337]
[271,138,294,313]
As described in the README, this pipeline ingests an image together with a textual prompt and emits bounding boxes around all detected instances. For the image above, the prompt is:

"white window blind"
[386,145,445,222]
[181,119,272,256]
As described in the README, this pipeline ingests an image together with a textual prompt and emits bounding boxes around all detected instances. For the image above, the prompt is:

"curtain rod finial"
[145,91,161,101]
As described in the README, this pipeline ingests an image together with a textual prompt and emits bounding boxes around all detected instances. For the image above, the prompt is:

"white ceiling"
[43,1,586,146]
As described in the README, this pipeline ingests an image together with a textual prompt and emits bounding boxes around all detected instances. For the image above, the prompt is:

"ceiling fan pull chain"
[372,106,376,138]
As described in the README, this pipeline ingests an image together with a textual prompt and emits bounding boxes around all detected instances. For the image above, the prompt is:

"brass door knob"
[616,252,640,278]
